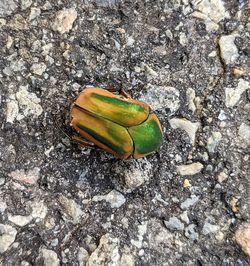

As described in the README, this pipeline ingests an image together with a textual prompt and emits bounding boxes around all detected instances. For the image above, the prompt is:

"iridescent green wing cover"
[128,113,163,158]
[70,106,133,159]
[74,87,149,127]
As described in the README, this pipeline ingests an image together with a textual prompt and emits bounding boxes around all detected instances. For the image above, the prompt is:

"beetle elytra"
[70,87,163,159]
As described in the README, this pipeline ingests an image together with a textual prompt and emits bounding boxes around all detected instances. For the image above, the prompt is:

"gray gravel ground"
[0,0,250,265]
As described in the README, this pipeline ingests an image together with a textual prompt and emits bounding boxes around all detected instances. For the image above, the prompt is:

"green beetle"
[70,87,163,159]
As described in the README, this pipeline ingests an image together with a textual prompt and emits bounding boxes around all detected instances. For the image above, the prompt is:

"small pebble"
[0,224,17,253]
[217,171,228,183]
[202,221,219,235]
[225,79,249,108]
[180,195,199,210]
[183,179,191,188]
[52,8,77,34]
[232,67,244,77]
[169,118,200,145]
[219,34,239,65]
[176,163,203,176]
[235,223,250,256]
[164,217,184,231]
[185,224,199,240]
[39,248,60,266]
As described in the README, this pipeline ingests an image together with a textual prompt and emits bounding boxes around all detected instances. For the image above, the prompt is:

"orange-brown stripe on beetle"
[70,87,163,159]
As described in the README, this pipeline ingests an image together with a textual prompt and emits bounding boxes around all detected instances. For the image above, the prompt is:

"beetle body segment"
[70,87,163,159]
[73,87,149,127]
[128,113,163,159]
[70,105,133,159]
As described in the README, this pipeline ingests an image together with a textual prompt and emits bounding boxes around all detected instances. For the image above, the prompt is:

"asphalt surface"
[0,1,249,265]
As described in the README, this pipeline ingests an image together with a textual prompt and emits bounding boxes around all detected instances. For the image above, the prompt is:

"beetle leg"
[106,88,132,99]
[106,87,118,93]
[119,89,132,99]
[72,135,96,148]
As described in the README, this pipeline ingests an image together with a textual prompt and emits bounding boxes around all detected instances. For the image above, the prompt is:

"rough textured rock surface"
[0,0,249,265]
